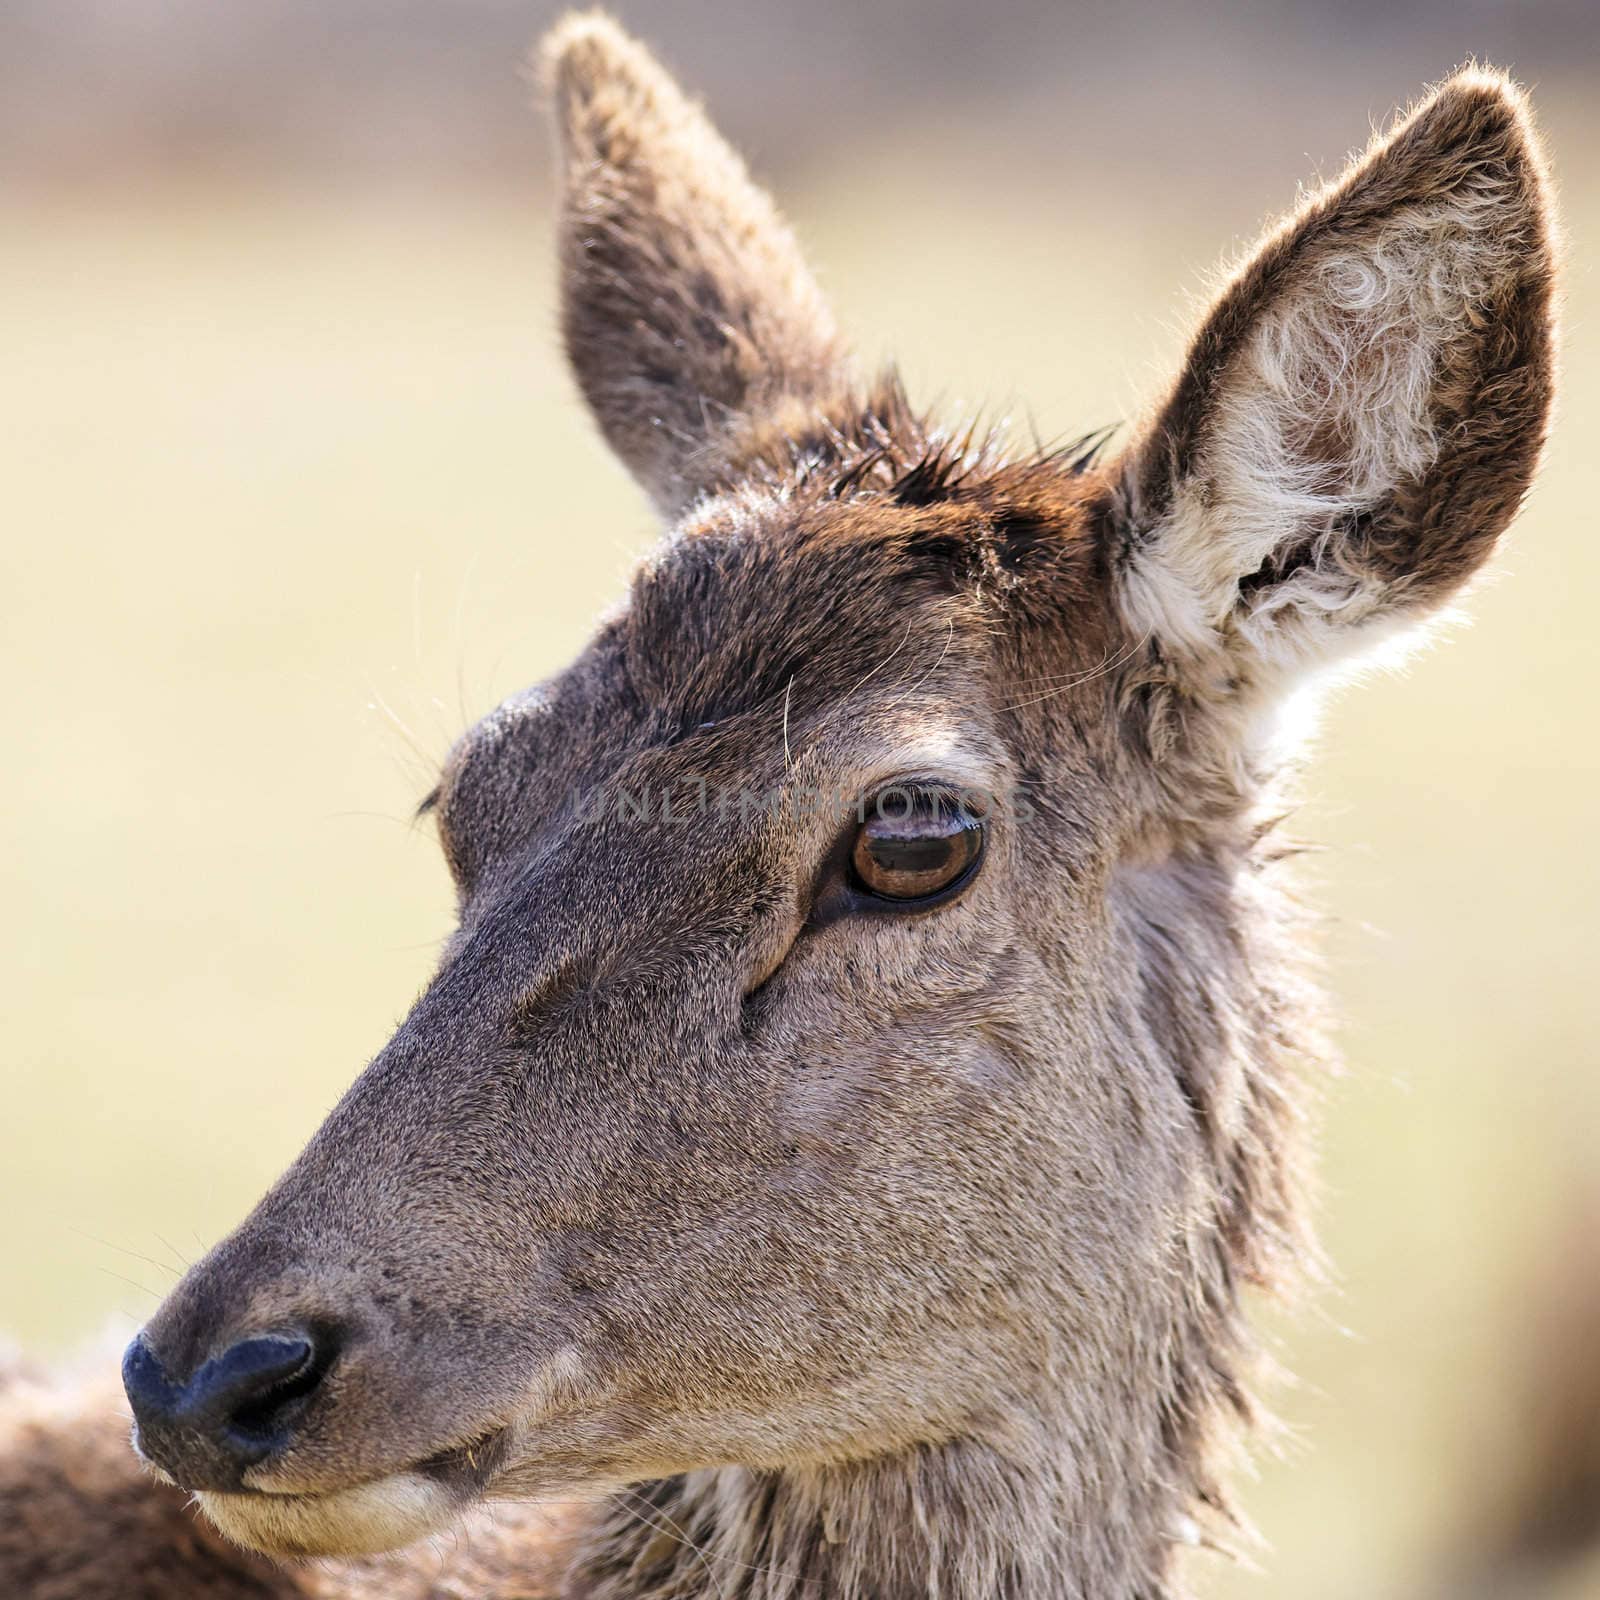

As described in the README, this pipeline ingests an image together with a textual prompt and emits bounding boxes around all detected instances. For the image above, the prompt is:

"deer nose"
[122,1328,333,1490]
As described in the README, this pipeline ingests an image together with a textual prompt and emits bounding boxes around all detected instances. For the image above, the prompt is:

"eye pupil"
[865,833,956,875]
[850,791,984,904]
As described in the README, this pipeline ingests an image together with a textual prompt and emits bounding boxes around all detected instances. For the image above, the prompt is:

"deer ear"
[1109,69,1556,695]
[541,13,853,517]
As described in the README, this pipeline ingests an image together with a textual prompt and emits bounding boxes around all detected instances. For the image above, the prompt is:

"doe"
[104,16,1556,1599]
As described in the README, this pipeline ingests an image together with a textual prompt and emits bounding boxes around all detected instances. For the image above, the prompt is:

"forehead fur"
[616,438,1112,732]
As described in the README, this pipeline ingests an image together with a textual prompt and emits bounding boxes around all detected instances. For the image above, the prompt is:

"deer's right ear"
[1104,69,1557,708]
[541,13,853,518]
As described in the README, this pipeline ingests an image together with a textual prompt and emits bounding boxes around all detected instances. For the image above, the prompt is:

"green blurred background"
[2,2,1597,1595]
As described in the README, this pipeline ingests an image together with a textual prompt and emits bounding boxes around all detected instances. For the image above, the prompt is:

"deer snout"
[122,1326,336,1491]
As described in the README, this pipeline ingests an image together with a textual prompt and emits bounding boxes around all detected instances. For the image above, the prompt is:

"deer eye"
[849,788,985,904]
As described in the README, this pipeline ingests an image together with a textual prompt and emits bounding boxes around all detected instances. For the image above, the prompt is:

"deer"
[0,14,1558,1600]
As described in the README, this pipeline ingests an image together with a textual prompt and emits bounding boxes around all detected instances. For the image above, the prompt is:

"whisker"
[884,614,956,712]
[94,1266,161,1301]
[68,1227,183,1284]
[999,633,1149,712]
[614,1484,826,1591]
[152,1232,194,1273]
[834,621,916,709]
[613,1489,730,1600]
[365,683,437,773]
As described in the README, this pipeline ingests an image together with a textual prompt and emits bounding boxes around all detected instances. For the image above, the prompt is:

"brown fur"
[0,16,1558,1599]
[547,17,854,517]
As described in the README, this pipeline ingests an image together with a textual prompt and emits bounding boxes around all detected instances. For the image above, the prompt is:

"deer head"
[121,17,1555,1596]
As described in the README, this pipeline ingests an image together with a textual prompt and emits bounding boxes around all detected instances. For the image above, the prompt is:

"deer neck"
[564,1405,1192,1599]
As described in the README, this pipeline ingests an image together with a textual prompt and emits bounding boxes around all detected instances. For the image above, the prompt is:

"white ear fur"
[1116,68,1555,689]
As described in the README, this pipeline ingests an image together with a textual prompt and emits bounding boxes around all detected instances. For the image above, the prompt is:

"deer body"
[2,15,1557,1600]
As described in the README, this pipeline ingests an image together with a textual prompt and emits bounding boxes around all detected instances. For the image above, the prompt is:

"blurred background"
[2,1,1597,1595]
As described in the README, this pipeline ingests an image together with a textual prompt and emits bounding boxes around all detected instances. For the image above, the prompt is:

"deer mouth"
[415,1425,510,1494]
[193,1427,509,1557]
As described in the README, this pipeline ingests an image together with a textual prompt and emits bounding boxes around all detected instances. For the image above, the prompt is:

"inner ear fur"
[542,12,855,518]
[1110,67,1558,684]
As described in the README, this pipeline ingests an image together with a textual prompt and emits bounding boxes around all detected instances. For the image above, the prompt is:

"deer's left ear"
[542,13,853,519]
[1108,69,1557,693]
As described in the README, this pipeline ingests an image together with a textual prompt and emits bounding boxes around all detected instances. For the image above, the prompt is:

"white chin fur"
[197,1471,460,1557]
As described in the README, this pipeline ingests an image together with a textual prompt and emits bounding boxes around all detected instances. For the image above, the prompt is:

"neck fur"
[565,1411,1200,1599]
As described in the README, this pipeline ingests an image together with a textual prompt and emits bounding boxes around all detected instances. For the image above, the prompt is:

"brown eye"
[850,789,985,903]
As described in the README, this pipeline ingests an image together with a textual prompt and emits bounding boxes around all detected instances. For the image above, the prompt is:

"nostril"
[222,1336,329,1440]
[216,1333,325,1440]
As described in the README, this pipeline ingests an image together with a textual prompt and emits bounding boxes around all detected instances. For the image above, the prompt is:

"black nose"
[122,1329,332,1490]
